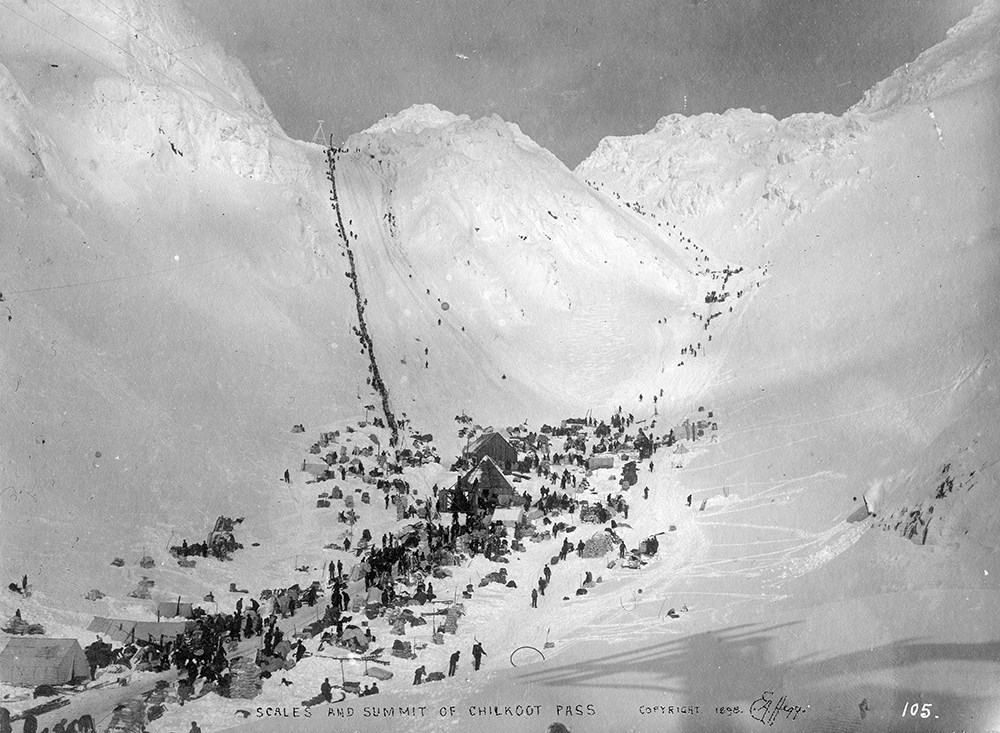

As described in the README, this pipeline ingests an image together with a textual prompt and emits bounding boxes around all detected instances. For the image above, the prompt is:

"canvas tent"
[87,617,191,644]
[492,506,526,528]
[587,454,614,470]
[156,601,194,619]
[0,637,89,686]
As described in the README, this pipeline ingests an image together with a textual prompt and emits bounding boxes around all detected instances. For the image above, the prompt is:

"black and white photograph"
[1,1,998,731]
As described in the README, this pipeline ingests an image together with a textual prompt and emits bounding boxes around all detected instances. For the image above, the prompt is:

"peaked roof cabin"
[461,456,516,507]
[465,431,518,468]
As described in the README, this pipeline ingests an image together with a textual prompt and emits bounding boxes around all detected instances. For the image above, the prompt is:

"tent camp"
[0,637,89,686]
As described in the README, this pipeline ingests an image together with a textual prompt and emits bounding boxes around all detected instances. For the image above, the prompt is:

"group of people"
[0,708,96,733]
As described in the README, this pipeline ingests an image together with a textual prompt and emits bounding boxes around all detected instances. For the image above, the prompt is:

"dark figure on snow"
[413,665,425,685]
[643,487,649,500]
[21,575,27,592]
[686,494,692,507]
[283,469,290,484]
[448,650,460,676]
[472,641,486,671]
[321,678,332,702]
[531,588,538,608]
[189,723,202,733]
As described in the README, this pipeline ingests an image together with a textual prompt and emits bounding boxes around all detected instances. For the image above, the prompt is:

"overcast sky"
[182,0,978,166]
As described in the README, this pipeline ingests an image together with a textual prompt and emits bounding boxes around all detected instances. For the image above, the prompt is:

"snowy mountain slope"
[853,0,1000,113]
[1,0,296,182]
[577,0,1000,581]
[333,105,705,442]
[0,1,370,608]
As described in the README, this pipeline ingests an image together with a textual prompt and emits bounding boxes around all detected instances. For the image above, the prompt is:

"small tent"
[87,617,191,644]
[587,455,614,470]
[156,600,194,619]
[673,443,689,454]
[492,506,526,529]
[0,637,90,686]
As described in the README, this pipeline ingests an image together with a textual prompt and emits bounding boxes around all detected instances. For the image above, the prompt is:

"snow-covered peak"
[576,1,999,252]
[352,103,561,175]
[364,103,470,136]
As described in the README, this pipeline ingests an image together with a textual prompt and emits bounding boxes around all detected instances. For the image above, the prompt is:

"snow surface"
[2,0,1000,732]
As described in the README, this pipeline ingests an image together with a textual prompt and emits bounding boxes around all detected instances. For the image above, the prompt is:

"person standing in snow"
[321,678,332,702]
[531,588,538,608]
[448,650,460,676]
[472,641,486,671]
[413,665,425,685]
[283,469,290,484]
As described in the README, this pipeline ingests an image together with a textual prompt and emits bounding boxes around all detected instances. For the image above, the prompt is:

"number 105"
[902,702,934,718]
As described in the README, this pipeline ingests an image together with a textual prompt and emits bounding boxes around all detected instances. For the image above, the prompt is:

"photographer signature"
[749,691,806,726]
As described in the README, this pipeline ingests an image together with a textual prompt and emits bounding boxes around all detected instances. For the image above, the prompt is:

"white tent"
[492,506,526,528]
[0,637,89,686]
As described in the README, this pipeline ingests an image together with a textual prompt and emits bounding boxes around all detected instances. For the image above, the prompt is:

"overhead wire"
[0,1,122,78]
[88,0,273,126]
[0,1,286,297]
[7,253,237,296]
[2,0,280,134]
[41,0,251,124]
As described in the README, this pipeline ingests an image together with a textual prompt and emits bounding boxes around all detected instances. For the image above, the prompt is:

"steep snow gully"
[325,144,400,446]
